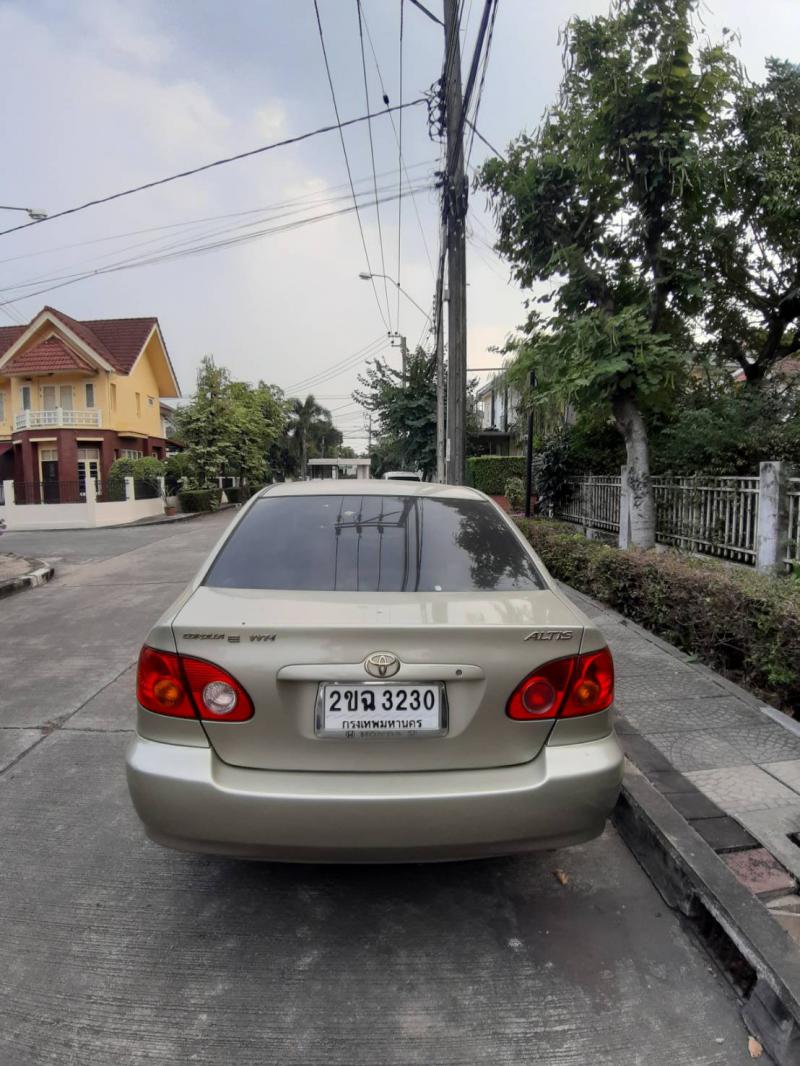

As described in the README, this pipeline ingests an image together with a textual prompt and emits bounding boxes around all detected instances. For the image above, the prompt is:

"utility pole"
[435,277,446,484]
[390,331,408,384]
[443,0,467,485]
[524,370,536,518]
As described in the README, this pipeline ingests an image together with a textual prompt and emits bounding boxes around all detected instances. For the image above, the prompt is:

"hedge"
[466,455,526,495]
[225,484,265,504]
[515,518,800,713]
[178,488,222,513]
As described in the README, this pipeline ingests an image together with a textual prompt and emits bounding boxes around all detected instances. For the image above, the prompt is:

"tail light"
[506,648,614,721]
[137,646,254,722]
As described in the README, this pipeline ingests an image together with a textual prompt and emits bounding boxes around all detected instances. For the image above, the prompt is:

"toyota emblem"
[365,652,400,679]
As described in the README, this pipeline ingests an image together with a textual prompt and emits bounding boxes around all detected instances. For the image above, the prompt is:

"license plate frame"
[315,682,448,739]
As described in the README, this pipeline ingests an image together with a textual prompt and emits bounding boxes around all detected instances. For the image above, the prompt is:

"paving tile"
[735,806,800,881]
[691,816,758,852]
[686,765,800,813]
[0,728,43,772]
[619,732,673,772]
[723,725,800,765]
[613,656,692,681]
[669,791,724,820]
[615,673,725,703]
[645,731,747,771]
[723,848,796,897]
[767,909,800,945]
[619,698,757,735]
[647,770,701,794]
[761,761,800,794]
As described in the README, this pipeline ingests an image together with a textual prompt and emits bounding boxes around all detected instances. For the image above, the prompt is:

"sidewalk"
[562,583,800,939]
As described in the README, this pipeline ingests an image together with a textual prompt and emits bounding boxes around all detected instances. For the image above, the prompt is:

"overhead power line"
[313,0,389,332]
[396,0,405,328]
[0,97,425,240]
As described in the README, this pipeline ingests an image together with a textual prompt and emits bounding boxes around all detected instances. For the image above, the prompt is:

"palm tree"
[290,394,331,477]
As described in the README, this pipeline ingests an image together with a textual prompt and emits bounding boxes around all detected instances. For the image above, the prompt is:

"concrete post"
[618,465,631,549]
[332,465,339,480]
[756,461,790,573]
[124,476,134,503]
[2,479,15,530]
[86,477,98,527]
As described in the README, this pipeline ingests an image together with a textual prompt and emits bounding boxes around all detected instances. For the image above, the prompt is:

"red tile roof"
[0,307,159,375]
[4,336,95,374]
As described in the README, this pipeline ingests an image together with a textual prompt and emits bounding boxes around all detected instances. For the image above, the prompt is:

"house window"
[85,383,95,408]
[147,395,155,407]
[0,392,5,423]
[135,392,141,417]
[110,384,117,412]
[42,385,57,410]
[119,448,142,460]
[20,385,31,410]
[59,385,73,410]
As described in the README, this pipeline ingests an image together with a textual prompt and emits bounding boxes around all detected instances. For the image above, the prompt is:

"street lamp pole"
[0,205,48,221]
[357,272,431,324]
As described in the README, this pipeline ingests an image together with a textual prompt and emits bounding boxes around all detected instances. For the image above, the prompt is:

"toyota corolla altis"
[126,481,623,862]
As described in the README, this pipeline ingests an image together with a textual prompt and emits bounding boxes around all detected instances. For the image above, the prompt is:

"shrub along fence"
[516,518,800,713]
[466,455,527,495]
[550,462,796,573]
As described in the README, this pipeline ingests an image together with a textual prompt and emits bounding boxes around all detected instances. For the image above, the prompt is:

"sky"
[0,0,797,447]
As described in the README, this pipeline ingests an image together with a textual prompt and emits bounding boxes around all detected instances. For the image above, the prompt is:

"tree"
[698,60,800,383]
[288,395,333,477]
[174,356,288,487]
[354,347,438,478]
[478,0,737,547]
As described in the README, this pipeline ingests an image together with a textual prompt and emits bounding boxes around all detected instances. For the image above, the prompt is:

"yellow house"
[0,306,180,499]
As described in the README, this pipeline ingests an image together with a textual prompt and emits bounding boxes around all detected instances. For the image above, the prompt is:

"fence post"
[124,476,134,503]
[756,461,790,573]
[158,476,166,503]
[618,465,630,549]
[86,477,98,527]
[2,480,15,530]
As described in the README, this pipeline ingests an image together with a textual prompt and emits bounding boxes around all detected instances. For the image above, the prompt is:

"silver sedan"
[126,481,623,862]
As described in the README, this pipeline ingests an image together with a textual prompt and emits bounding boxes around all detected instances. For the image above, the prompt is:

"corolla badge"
[365,652,400,678]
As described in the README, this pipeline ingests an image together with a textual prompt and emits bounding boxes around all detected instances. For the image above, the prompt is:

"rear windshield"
[205,494,543,592]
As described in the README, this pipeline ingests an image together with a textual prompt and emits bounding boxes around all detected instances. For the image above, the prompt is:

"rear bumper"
[126,732,623,862]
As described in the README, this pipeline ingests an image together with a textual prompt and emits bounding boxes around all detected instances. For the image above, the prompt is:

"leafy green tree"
[288,395,334,477]
[479,0,737,547]
[354,347,438,479]
[227,380,287,485]
[696,60,800,382]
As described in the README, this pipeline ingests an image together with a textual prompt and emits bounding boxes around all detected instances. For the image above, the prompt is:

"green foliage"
[355,347,439,479]
[516,518,800,712]
[108,457,136,482]
[177,488,222,513]
[164,451,193,495]
[131,456,165,500]
[174,356,288,488]
[504,476,525,512]
[466,455,526,495]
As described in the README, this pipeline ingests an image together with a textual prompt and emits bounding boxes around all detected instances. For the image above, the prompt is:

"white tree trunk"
[612,392,655,549]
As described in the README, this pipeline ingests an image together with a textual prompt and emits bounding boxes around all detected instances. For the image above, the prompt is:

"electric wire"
[396,0,405,328]
[0,97,425,240]
[312,0,389,331]
[356,0,393,329]
[464,0,499,169]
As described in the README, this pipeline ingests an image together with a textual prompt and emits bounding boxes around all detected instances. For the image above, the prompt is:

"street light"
[0,205,48,221]
[357,272,431,324]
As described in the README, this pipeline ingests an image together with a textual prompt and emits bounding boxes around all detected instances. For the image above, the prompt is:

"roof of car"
[260,479,486,501]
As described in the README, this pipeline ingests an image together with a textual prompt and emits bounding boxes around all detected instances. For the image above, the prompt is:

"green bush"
[178,488,222,513]
[504,476,525,512]
[515,518,800,712]
[466,455,526,495]
[108,457,136,482]
[165,451,194,495]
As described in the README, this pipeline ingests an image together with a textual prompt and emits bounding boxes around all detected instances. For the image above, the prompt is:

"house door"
[42,460,60,503]
[77,447,101,498]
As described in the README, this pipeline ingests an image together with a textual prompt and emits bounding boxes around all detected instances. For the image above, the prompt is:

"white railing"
[555,476,621,532]
[653,476,760,564]
[786,479,800,570]
[13,409,102,431]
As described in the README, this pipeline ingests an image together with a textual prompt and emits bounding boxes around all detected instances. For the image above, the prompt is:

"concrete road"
[0,516,765,1065]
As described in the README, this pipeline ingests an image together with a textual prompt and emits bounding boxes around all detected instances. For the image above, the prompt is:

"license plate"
[316,683,445,738]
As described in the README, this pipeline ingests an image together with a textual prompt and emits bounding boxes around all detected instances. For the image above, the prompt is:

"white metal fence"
[787,478,800,570]
[553,472,769,567]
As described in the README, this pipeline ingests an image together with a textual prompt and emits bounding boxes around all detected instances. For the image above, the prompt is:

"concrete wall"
[2,478,165,530]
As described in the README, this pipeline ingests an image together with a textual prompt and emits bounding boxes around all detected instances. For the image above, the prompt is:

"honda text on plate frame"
[126,481,623,862]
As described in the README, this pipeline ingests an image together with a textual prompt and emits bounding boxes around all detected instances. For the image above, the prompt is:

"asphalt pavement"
[0,514,766,1064]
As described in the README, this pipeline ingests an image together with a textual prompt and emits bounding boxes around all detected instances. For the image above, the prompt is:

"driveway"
[0,514,763,1064]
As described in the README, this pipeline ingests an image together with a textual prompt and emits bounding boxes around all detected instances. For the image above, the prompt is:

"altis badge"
[523,630,576,642]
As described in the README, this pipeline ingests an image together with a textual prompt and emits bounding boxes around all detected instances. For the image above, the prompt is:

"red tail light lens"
[506,648,614,721]
[181,656,254,722]
[137,646,194,718]
[137,646,254,722]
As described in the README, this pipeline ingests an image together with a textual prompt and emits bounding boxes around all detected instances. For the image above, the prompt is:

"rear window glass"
[204,494,543,592]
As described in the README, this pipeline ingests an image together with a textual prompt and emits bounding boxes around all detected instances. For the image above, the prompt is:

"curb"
[0,559,54,599]
[3,505,236,533]
[615,771,800,1065]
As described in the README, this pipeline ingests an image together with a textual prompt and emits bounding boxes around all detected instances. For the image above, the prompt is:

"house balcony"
[14,409,103,431]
